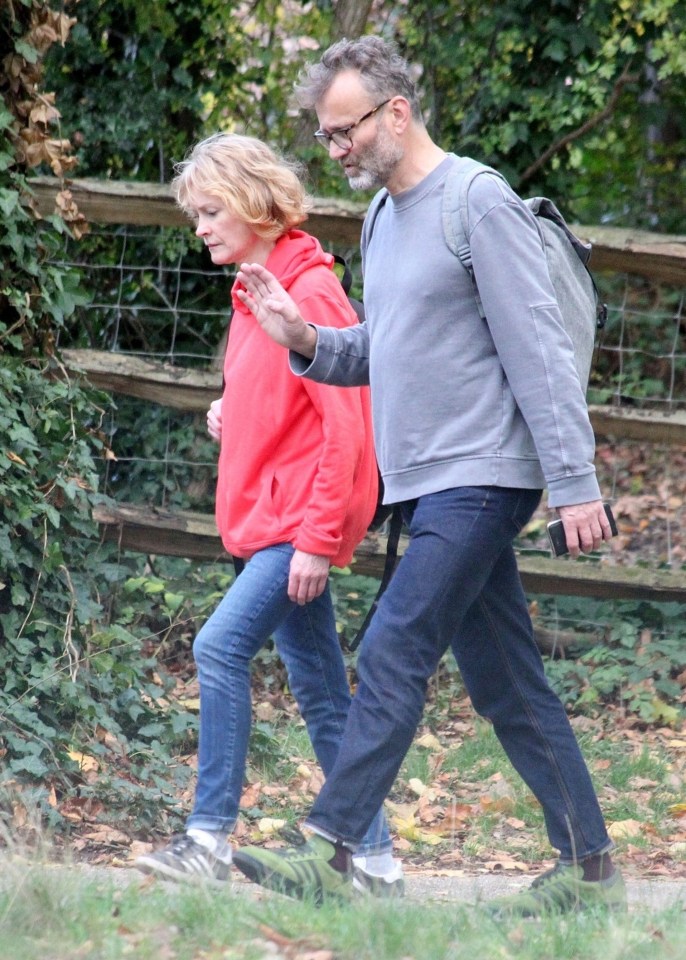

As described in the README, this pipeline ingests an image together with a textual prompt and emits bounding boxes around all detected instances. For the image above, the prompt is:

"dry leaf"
[608,819,643,840]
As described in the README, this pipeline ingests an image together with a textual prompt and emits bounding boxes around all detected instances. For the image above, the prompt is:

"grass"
[3,675,684,957]
[1,853,685,960]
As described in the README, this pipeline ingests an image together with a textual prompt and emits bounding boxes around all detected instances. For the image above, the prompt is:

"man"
[231,36,625,918]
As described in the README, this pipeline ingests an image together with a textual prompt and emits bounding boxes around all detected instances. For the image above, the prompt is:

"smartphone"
[547,503,618,557]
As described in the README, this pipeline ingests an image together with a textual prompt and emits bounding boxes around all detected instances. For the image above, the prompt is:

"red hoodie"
[215,230,377,567]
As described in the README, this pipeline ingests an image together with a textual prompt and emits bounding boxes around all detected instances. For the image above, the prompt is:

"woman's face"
[191,190,273,266]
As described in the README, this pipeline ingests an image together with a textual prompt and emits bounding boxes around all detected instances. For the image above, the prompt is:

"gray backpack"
[443,154,606,392]
[366,154,607,393]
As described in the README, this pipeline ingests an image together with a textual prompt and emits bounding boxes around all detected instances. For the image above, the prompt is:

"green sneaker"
[486,863,627,919]
[232,827,353,905]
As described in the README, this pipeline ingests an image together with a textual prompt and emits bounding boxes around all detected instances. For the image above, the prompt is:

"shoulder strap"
[442,154,508,322]
[361,188,390,260]
[347,504,403,653]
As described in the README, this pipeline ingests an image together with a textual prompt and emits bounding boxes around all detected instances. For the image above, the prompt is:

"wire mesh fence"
[50,222,686,653]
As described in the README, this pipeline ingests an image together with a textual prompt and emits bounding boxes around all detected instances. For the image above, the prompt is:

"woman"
[135,133,402,895]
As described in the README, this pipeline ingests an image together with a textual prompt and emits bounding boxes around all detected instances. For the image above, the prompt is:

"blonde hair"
[171,133,311,241]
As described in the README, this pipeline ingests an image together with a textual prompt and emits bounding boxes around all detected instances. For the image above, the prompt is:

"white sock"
[187,828,232,863]
[352,851,397,876]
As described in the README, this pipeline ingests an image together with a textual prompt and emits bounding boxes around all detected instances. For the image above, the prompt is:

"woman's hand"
[288,549,330,605]
[207,398,222,442]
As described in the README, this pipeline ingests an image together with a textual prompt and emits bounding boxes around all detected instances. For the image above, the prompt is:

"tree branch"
[518,67,640,187]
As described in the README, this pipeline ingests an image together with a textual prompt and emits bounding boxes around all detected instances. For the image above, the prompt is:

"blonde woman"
[135,133,402,895]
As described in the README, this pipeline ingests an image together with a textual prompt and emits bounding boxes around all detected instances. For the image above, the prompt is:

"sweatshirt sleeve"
[467,175,601,506]
[289,321,371,386]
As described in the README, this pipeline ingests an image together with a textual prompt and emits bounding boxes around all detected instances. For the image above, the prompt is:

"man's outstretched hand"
[236,262,317,358]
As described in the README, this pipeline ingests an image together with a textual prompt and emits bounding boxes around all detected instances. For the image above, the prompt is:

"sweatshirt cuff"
[546,471,601,508]
[289,326,339,382]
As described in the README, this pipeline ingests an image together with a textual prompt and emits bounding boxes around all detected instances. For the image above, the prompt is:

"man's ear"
[387,96,413,134]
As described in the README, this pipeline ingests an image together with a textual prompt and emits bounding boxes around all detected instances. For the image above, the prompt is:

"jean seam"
[476,589,595,856]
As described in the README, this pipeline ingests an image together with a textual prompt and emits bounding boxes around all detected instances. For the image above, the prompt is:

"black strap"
[232,556,245,577]
[332,253,353,294]
[348,505,403,652]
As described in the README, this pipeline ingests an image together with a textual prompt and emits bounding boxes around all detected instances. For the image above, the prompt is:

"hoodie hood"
[232,230,335,310]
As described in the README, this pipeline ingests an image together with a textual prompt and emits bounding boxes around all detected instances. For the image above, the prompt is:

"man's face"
[315,71,403,192]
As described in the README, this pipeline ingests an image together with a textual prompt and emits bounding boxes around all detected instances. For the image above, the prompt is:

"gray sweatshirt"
[291,154,601,509]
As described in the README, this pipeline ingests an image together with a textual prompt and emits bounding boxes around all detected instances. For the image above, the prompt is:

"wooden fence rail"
[34,176,686,603]
[29,176,686,284]
[93,499,686,603]
[60,348,686,445]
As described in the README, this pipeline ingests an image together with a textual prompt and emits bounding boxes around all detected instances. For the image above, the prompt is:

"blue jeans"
[187,542,392,855]
[306,486,612,862]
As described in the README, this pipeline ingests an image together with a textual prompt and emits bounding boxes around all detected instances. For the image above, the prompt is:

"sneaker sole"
[135,856,229,887]
[352,875,406,898]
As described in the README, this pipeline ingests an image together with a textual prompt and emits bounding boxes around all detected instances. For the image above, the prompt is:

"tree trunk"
[290,0,374,154]
[333,0,375,40]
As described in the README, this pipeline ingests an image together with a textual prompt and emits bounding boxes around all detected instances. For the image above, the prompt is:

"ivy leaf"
[14,40,40,64]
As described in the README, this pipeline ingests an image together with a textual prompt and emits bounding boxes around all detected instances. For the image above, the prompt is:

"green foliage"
[539,597,685,725]
[42,0,334,181]
[0,359,199,830]
[395,0,686,230]
[43,0,239,180]
[0,1,201,836]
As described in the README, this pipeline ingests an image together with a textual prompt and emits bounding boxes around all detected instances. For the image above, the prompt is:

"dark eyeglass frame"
[313,98,392,151]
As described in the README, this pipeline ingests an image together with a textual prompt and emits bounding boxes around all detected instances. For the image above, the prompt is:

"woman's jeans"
[306,486,612,863]
[187,542,392,855]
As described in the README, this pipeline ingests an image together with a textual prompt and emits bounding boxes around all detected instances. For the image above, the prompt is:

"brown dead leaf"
[415,732,443,751]
[240,782,263,808]
[479,795,516,814]
[484,854,528,872]
[504,817,526,830]
[608,819,644,840]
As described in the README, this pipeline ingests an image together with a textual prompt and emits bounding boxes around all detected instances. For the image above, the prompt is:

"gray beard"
[344,129,403,193]
[346,169,384,191]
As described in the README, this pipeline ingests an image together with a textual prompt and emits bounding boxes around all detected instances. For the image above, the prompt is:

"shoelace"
[531,862,572,888]
[169,834,205,856]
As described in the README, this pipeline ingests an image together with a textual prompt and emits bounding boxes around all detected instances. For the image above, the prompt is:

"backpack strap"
[442,153,508,322]
[347,504,403,653]
[361,188,390,264]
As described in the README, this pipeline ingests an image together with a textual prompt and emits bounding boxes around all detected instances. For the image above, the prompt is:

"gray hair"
[294,36,423,121]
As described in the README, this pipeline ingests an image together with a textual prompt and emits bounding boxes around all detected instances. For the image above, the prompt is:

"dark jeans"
[305,486,612,862]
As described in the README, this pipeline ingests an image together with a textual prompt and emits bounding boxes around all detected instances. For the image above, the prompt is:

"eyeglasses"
[313,99,392,151]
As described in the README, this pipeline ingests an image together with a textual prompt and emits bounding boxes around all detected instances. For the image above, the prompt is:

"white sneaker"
[135,834,232,885]
[351,855,405,898]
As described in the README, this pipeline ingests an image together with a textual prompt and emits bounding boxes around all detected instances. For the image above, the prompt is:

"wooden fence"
[32,176,686,602]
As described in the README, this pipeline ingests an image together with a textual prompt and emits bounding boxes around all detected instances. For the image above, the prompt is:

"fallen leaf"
[67,750,99,773]
[416,733,442,751]
[607,819,643,840]
[256,817,286,836]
